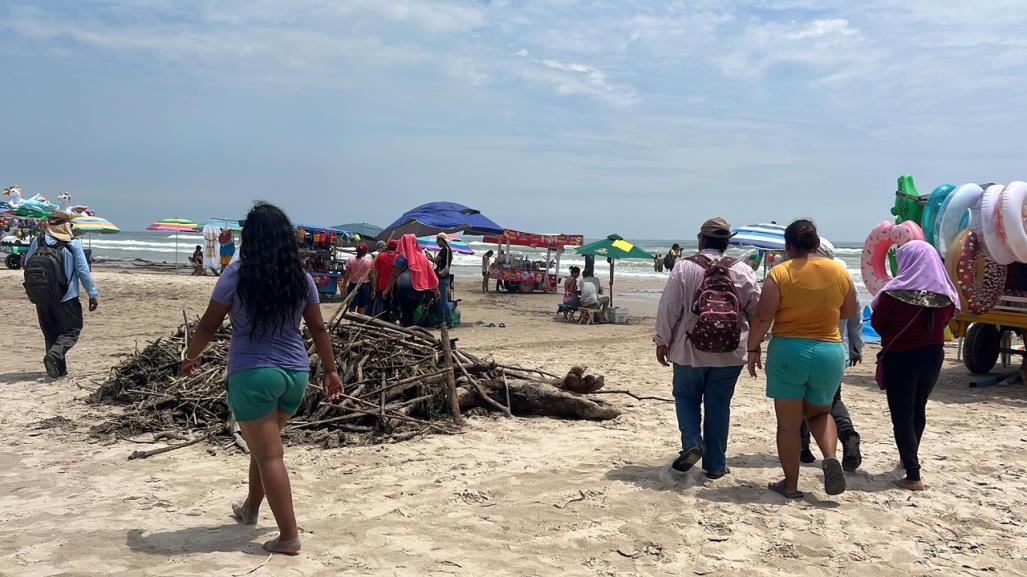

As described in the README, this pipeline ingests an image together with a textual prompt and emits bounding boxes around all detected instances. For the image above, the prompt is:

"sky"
[3,1,1027,241]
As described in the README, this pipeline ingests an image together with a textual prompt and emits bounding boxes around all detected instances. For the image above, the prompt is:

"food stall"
[869,175,1027,376]
[1,215,43,269]
[482,229,584,293]
[296,225,346,300]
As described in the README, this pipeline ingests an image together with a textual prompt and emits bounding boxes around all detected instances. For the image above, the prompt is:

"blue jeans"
[672,364,743,472]
[437,275,453,327]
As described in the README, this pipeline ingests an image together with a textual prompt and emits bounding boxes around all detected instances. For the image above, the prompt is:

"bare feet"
[892,478,926,491]
[231,501,258,525]
[263,536,301,555]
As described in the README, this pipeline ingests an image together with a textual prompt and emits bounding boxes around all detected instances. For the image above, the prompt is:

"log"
[478,379,620,420]
[439,325,465,426]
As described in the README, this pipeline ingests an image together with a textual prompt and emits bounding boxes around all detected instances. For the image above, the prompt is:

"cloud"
[516,49,638,107]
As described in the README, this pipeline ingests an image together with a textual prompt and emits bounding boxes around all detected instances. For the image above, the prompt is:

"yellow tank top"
[768,258,850,342]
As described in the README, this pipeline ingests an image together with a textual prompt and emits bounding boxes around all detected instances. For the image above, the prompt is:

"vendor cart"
[296,225,345,300]
[882,176,1027,375]
[1,215,43,269]
[482,230,583,294]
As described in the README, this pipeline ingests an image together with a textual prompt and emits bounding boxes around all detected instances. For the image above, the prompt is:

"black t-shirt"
[435,246,453,276]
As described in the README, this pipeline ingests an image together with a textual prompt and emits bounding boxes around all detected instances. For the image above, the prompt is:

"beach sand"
[2,269,1027,576]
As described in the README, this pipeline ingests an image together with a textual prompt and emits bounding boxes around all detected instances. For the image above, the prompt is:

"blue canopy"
[379,201,503,240]
[334,222,383,238]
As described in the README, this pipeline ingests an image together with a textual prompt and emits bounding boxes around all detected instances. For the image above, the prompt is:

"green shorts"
[227,367,309,422]
[765,337,844,406]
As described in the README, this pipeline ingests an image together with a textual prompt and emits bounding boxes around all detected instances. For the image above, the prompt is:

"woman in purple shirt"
[181,202,342,555]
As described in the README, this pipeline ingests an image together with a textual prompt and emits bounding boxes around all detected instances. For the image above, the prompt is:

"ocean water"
[85,233,869,300]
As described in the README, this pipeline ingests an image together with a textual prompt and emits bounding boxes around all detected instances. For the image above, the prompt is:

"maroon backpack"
[686,254,742,353]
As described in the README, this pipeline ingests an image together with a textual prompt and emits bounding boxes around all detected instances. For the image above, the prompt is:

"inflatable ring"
[935,183,983,256]
[921,184,955,248]
[861,220,925,295]
[948,229,1006,314]
[976,184,1017,265]
[998,181,1027,262]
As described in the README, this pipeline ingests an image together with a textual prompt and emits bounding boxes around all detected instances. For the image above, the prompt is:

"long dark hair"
[237,202,308,338]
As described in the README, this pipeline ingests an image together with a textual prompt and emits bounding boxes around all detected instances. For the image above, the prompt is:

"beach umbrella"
[335,222,383,239]
[730,223,786,251]
[147,217,199,266]
[205,217,242,232]
[576,234,654,308]
[71,215,119,251]
[379,202,503,240]
[417,234,474,255]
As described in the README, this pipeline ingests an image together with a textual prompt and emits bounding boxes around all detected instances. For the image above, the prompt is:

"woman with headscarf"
[746,220,858,499]
[385,234,440,327]
[871,240,958,491]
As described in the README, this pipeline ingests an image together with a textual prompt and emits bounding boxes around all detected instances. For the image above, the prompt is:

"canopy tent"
[378,202,503,241]
[481,229,584,249]
[147,218,199,266]
[729,223,786,251]
[417,234,474,255]
[335,222,384,239]
[576,234,654,308]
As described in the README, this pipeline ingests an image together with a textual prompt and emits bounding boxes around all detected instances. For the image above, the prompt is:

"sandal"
[822,457,847,496]
[768,480,804,499]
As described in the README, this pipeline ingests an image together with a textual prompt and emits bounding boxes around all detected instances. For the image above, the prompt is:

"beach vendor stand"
[296,224,344,300]
[481,229,584,294]
[0,215,43,269]
[868,174,1027,379]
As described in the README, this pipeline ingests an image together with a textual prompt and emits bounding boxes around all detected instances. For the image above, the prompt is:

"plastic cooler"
[607,307,629,324]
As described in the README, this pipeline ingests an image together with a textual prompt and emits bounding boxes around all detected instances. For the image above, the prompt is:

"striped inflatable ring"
[935,183,983,256]
[921,184,955,248]
[998,181,1027,263]
[949,230,1006,315]
[861,220,925,295]
[976,184,1016,264]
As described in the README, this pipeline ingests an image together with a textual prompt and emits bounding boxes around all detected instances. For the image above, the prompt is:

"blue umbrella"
[379,201,503,240]
[334,222,383,238]
[730,223,786,251]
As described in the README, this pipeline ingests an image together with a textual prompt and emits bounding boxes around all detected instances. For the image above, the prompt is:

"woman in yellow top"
[747,220,858,499]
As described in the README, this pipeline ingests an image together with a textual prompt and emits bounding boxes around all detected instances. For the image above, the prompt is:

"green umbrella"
[576,234,654,309]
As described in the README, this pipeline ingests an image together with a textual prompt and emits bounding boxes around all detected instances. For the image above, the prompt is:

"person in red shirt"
[871,240,959,491]
[370,239,399,319]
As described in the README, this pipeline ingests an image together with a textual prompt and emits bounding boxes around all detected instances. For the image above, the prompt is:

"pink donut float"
[975,183,1017,264]
[861,220,925,295]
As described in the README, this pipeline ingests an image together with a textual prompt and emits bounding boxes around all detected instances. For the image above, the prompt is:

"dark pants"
[397,287,427,328]
[437,276,453,327]
[800,385,856,449]
[882,345,945,481]
[36,299,83,374]
[672,364,743,472]
[371,291,395,320]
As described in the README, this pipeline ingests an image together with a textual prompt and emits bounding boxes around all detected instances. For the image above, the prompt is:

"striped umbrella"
[418,234,474,255]
[72,215,120,234]
[729,223,786,251]
[205,217,242,231]
[147,217,199,266]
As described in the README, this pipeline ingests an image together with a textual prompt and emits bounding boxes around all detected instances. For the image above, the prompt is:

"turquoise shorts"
[765,337,844,406]
[227,367,309,422]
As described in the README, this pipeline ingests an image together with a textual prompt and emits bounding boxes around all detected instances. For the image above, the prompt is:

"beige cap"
[700,217,733,239]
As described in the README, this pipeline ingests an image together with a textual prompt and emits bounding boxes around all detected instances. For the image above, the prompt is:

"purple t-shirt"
[212,261,320,375]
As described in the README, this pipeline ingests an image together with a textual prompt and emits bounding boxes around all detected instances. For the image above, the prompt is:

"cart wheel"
[518,281,535,294]
[963,323,1001,375]
[5,253,21,269]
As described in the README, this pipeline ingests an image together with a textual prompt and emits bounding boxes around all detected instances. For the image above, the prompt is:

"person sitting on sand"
[180,202,342,555]
[189,245,204,276]
[746,219,857,499]
[558,266,581,319]
[871,240,958,491]
[655,218,760,479]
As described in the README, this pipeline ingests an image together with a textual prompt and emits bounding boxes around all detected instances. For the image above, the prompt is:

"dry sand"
[1,269,1027,576]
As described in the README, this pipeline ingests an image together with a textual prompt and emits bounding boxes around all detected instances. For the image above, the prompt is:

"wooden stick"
[439,324,465,426]
[128,434,207,460]
[593,389,674,403]
[455,356,511,417]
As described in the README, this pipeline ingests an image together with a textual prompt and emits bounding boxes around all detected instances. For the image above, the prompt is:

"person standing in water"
[181,202,342,555]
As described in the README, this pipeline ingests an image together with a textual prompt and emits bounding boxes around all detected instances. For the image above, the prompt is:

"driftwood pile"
[89,312,619,451]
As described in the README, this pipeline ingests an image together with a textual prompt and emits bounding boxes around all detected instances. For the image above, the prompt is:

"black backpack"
[663,253,676,270]
[23,235,70,305]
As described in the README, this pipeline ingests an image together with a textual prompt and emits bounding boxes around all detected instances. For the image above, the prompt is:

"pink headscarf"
[398,234,439,291]
[872,240,961,311]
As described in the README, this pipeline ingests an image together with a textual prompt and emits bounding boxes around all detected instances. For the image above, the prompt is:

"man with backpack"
[23,212,99,378]
[655,218,760,479]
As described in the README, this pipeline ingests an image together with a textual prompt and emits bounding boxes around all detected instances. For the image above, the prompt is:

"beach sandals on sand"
[822,457,847,496]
